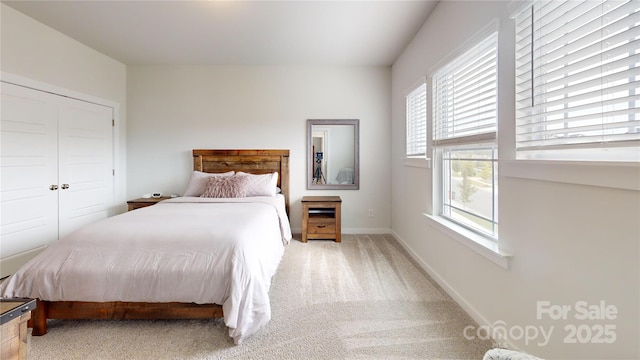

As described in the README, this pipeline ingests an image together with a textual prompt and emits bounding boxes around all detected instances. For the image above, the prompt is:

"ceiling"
[3,0,439,66]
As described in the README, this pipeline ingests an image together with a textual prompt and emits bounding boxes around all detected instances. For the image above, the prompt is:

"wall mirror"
[307,119,359,190]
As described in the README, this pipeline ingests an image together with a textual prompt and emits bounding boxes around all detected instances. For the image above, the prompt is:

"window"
[515,0,639,160]
[441,148,498,238]
[433,31,499,239]
[406,82,427,156]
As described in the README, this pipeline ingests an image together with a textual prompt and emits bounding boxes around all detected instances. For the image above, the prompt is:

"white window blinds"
[406,82,427,156]
[433,32,498,146]
[515,0,640,152]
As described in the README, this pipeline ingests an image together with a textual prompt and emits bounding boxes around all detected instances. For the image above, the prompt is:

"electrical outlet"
[368,209,374,217]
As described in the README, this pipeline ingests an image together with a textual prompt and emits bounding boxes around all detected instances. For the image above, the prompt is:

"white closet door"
[58,97,114,238]
[0,82,59,258]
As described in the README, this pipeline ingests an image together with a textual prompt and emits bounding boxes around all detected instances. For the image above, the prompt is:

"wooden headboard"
[192,149,290,214]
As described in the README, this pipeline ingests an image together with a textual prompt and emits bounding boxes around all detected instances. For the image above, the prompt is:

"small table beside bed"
[0,149,292,345]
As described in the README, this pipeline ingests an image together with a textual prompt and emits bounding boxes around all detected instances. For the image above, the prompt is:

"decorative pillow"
[200,175,249,198]
[235,172,278,197]
[183,171,234,197]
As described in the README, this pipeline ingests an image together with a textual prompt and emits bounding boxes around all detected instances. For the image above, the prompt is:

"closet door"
[1,82,114,274]
[0,83,59,259]
[58,98,114,238]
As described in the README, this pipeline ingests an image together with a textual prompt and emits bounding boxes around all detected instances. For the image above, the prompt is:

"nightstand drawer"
[307,218,336,234]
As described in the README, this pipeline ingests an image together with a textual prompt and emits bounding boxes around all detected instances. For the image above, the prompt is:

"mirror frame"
[307,119,360,190]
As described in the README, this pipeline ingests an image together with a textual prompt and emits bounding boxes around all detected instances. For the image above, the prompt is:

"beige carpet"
[25,234,493,359]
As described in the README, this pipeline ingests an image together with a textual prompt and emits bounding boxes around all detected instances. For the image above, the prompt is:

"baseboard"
[342,228,392,234]
[390,230,519,351]
[0,246,47,278]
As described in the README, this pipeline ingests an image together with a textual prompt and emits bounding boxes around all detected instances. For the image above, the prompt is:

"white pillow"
[235,172,278,197]
[183,171,234,197]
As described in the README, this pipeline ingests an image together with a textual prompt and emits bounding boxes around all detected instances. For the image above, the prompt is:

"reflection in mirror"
[307,119,359,190]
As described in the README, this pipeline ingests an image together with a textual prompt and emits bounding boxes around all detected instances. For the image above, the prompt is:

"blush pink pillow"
[183,171,234,197]
[200,175,249,198]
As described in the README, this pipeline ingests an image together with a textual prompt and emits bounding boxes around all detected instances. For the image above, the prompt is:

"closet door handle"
[49,185,58,191]
[61,184,70,190]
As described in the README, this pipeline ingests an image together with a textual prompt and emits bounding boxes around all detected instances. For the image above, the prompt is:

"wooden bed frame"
[29,149,290,336]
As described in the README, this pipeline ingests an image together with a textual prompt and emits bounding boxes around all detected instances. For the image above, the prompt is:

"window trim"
[430,28,501,245]
[501,159,640,191]
[428,142,509,269]
[423,214,511,269]
[403,157,431,169]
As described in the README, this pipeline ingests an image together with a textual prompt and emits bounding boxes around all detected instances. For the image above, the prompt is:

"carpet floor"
[25,234,493,359]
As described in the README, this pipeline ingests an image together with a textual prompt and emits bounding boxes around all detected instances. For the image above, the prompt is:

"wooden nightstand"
[126,196,172,211]
[1,298,36,360]
[302,196,341,243]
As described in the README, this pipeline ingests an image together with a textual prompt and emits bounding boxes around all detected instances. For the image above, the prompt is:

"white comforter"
[0,196,292,344]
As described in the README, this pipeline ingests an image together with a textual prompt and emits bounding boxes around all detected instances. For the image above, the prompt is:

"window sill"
[404,157,431,168]
[423,214,511,269]
[501,160,640,191]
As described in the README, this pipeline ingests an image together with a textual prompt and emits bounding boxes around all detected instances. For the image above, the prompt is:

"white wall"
[1,4,128,212]
[126,65,391,233]
[391,1,639,359]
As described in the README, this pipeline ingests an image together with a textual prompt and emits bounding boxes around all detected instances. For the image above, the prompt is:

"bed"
[0,149,291,345]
